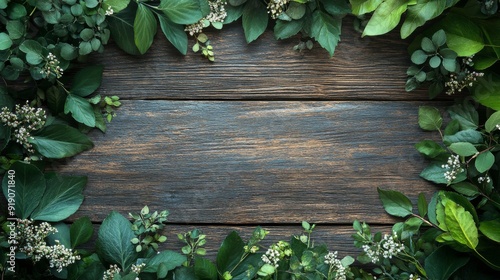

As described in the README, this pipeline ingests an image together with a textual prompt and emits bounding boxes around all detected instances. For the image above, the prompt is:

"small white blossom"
[362,232,405,264]
[324,251,347,280]
[445,57,484,95]
[262,248,281,268]
[442,154,464,183]
[185,0,227,35]
[105,6,114,16]
[409,274,421,280]
[478,176,491,183]
[267,0,290,19]
[103,264,121,280]
[40,52,64,78]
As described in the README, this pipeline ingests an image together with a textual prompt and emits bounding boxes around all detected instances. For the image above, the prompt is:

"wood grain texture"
[55,100,445,224]
[91,17,432,101]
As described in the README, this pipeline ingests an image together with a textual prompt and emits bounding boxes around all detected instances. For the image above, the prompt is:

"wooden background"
[56,19,447,258]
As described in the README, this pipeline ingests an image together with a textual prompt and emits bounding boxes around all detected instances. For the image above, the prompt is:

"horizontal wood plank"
[91,18,432,101]
[55,100,445,224]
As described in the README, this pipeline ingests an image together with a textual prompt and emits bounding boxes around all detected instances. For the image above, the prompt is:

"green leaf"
[421,37,436,53]
[134,4,157,55]
[417,193,428,217]
[70,216,94,248]
[0,33,12,50]
[1,162,45,219]
[479,219,500,243]
[449,142,478,157]
[224,4,244,23]
[19,39,43,54]
[415,140,446,158]
[411,50,428,65]
[108,3,141,55]
[429,55,441,68]
[194,258,218,280]
[159,0,203,25]
[242,0,268,43]
[285,2,305,19]
[310,10,341,57]
[425,246,470,280]
[104,0,131,13]
[438,13,484,56]
[0,124,10,150]
[217,231,245,274]
[418,106,442,131]
[450,182,480,197]
[362,0,408,37]
[400,0,447,39]
[447,103,478,130]
[377,188,413,218]
[47,222,71,248]
[420,163,448,184]
[442,191,479,224]
[158,15,188,55]
[64,94,96,127]
[443,129,483,145]
[350,0,384,15]
[143,251,186,274]
[443,198,479,249]
[30,124,94,159]
[6,20,25,40]
[485,111,500,133]
[472,72,500,110]
[71,65,104,97]
[46,86,67,115]
[30,173,86,222]
[96,211,138,270]
[274,19,303,40]
[475,151,494,173]
[321,0,351,16]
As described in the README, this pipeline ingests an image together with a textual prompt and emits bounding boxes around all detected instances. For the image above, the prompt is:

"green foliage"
[129,206,169,253]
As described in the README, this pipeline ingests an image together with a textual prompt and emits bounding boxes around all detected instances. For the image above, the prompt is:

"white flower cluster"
[40,52,64,78]
[496,124,500,131]
[131,263,146,275]
[15,219,80,272]
[0,102,46,154]
[103,264,121,280]
[362,232,405,264]
[478,176,491,184]
[185,0,227,36]
[105,6,114,16]
[442,154,464,183]
[267,0,290,19]
[409,274,421,280]
[445,57,484,95]
[324,251,347,280]
[262,248,281,268]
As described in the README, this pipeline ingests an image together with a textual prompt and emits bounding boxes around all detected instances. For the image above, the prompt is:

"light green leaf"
[472,72,500,110]
[64,94,96,127]
[158,15,188,55]
[350,0,384,15]
[134,4,157,55]
[485,111,500,132]
[449,142,478,157]
[418,106,442,131]
[377,188,413,218]
[415,140,446,158]
[1,162,45,219]
[400,0,447,39]
[71,65,104,97]
[96,211,138,270]
[443,198,478,249]
[475,151,494,173]
[362,0,408,37]
[443,129,484,145]
[479,219,500,243]
[310,10,341,57]
[159,0,203,25]
[242,0,268,43]
[438,13,484,56]
[30,173,86,222]
[0,33,12,50]
[30,124,94,159]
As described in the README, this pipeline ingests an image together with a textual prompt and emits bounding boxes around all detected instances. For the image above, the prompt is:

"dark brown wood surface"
[56,19,448,258]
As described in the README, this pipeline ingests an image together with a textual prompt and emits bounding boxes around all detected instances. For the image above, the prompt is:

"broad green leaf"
[377,188,413,218]
[30,173,86,222]
[425,246,470,280]
[6,20,25,40]
[472,72,500,110]
[71,65,104,97]
[447,102,478,130]
[1,162,45,219]
[418,106,442,131]
[442,191,479,224]
[310,10,341,57]
[274,19,303,40]
[450,182,480,197]
[443,129,483,145]
[108,3,141,55]
[473,19,500,70]
[475,152,494,173]
[485,111,500,133]
[350,0,384,15]
[420,163,449,184]
[143,251,186,274]
[443,198,478,249]
[46,86,67,115]
[216,231,245,274]
[285,2,305,19]
[159,0,203,25]
[64,94,96,127]
[242,0,268,43]
[19,39,43,54]
[104,0,130,13]
[417,193,428,217]
[438,13,484,56]
[224,4,244,24]
[479,219,500,243]
[30,124,94,159]
[449,142,478,157]
[362,0,408,37]
[0,124,10,150]
[411,50,428,65]
[415,140,447,158]
[0,33,12,50]
[194,258,218,280]
[400,0,447,39]
[70,216,94,248]
[96,211,138,270]
[47,223,71,248]
[134,4,157,55]
[158,15,188,55]
[321,0,351,16]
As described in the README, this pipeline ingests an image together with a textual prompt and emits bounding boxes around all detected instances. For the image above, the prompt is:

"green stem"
[474,249,500,270]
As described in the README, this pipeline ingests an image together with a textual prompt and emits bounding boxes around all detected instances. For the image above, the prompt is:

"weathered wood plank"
[92,18,431,101]
[56,100,444,224]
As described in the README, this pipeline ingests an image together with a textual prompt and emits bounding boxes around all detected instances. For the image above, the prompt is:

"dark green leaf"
[418,106,442,131]
[0,33,13,50]
[479,219,500,242]
[242,0,268,43]
[30,173,86,222]
[420,163,448,184]
[447,103,478,130]
[228,0,247,5]
[415,140,446,158]
[216,231,245,274]
[30,124,94,159]
[46,86,67,115]
[64,94,96,127]
[1,162,45,219]
[134,4,157,54]
[274,19,303,40]
[158,15,188,55]
[285,2,306,20]
[377,188,413,218]
[0,124,10,150]
[418,193,428,217]
[310,10,341,57]
[70,216,94,248]
[425,246,469,280]
[47,222,71,248]
[159,0,203,25]
[19,39,43,54]
[224,4,244,23]
[6,20,24,40]
[450,182,480,197]
[194,258,218,280]
[443,129,484,145]
[411,50,428,65]
[475,151,494,173]
[485,111,500,132]
[71,65,104,97]
[429,55,442,68]
[143,250,186,274]
[108,3,142,55]
[320,0,351,16]
[400,0,447,39]
[421,37,436,53]
[96,211,138,270]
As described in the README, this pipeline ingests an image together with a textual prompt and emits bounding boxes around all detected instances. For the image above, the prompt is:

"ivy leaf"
[479,219,500,243]
[194,258,218,280]
[377,188,413,218]
[400,0,447,39]
[30,124,94,159]
[64,94,96,127]
[71,65,104,97]
[438,13,484,56]
[425,246,470,280]
[134,4,157,55]
[158,15,188,55]
[449,142,478,157]
[242,0,268,43]
[158,0,203,25]
[350,0,384,15]
[443,198,479,250]
[1,162,45,219]
[475,151,494,173]
[418,106,442,131]
[70,216,94,248]
[96,211,138,270]
[30,173,86,222]
[310,10,341,57]
[362,0,408,37]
